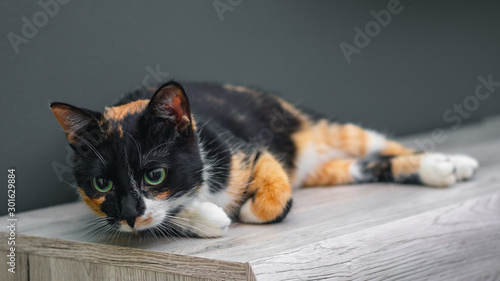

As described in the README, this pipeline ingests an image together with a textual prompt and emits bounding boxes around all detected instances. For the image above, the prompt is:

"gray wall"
[1,0,500,215]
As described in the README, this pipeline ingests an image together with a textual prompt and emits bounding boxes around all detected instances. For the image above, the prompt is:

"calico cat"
[50,81,479,238]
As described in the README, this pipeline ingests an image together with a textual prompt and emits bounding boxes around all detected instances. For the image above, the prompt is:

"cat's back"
[116,82,303,136]
[117,82,285,119]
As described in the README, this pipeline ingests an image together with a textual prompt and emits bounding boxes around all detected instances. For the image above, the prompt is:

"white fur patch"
[177,201,231,238]
[349,161,368,182]
[365,130,387,156]
[238,200,262,224]
[198,184,233,210]
[119,224,133,232]
[419,153,479,187]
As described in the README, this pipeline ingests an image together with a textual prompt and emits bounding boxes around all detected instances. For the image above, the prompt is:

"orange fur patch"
[391,154,425,180]
[135,213,153,228]
[303,159,355,187]
[224,152,254,215]
[153,191,171,201]
[337,123,369,156]
[291,120,371,185]
[312,122,369,156]
[103,100,149,137]
[190,114,197,130]
[78,188,106,217]
[292,120,371,162]
[381,140,416,156]
[104,100,149,122]
[247,152,291,222]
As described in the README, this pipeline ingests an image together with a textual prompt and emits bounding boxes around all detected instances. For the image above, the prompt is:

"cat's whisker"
[105,226,120,244]
[60,179,80,190]
[147,228,159,243]
[167,217,224,240]
[111,226,123,244]
[71,217,109,239]
[146,229,155,242]
[73,225,100,240]
[97,225,116,243]
[158,223,186,245]
[90,219,118,244]
[90,224,110,243]
[159,225,196,248]
[164,214,220,225]
[154,219,197,246]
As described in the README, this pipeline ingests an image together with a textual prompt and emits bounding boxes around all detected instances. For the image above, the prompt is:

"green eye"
[92,177,113,192]
[144,168,166,186]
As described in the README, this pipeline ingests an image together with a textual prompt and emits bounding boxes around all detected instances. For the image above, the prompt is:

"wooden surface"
[2,116,500,280]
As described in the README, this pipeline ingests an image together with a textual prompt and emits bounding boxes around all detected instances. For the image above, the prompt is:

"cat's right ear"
[145,82,193,137]
[49,102,100,146]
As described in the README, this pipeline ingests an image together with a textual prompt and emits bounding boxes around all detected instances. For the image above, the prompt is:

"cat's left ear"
[50,102,101,146]
[146,82,193,136]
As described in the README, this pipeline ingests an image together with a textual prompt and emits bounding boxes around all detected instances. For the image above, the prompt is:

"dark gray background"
[1,0,500,215]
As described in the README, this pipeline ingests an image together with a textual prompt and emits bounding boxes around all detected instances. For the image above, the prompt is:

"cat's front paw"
[178,201,231,238]
[419,153,479,187]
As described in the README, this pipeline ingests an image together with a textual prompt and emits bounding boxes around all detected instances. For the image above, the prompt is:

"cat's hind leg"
[293,121,478,187]
[302,152,478,188]
[238,151,293,224]
[301,145,478,187]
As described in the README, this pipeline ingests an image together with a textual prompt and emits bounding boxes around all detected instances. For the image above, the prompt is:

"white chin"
[118,224,134,232]
[118,222,160,233]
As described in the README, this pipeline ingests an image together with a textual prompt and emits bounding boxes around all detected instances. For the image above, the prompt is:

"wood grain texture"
[29,254,52,281]
[251,191,500,280]
[26,253,216,281]
[1,116,499,280]
[0,234,251,281]
[0,251,28,281]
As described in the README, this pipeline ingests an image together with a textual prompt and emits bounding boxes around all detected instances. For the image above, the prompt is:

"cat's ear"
[50,102,100,146]
[146,82,193,136]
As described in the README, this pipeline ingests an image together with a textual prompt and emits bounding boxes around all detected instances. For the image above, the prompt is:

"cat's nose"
[125,217,136,228]
[120,196,140,228]
[121,209,139,228]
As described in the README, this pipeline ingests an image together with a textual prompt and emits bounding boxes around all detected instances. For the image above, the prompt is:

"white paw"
[179,201,231,238]
[419,153,479,187]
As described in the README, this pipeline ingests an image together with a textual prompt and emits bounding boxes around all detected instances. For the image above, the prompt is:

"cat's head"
[50,82,203,234]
